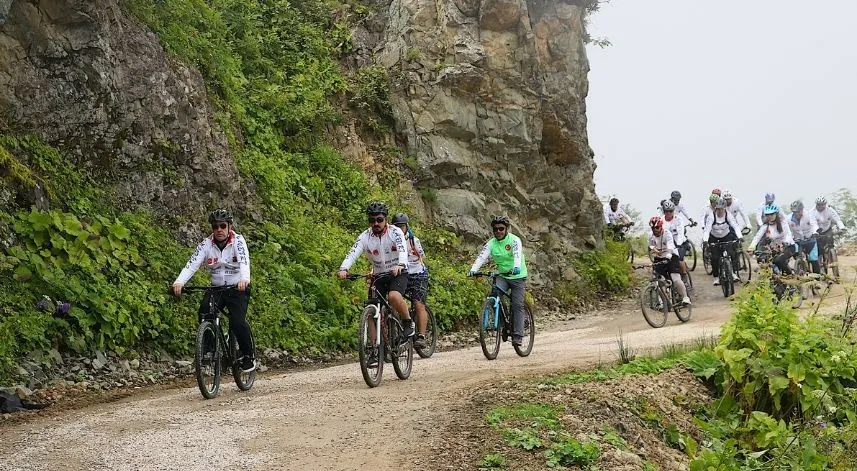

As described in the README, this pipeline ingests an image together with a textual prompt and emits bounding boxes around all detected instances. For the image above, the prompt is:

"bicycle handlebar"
[343,272,393,281]
[469,271,514,278]
[181,285,237,293]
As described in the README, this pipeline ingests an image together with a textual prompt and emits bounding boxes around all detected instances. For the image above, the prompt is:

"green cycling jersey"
[470,233,528,279]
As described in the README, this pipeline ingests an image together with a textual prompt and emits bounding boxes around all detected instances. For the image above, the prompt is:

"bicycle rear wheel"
[829,248,840,279]
[640,285,668,328]
[478,298,501,360]
[390,317,413,380]
[195,321,222,399]
[230,329,257,391]
[513,303,535,357]
[358,306,384,388]
[415,306,437,359]
[673,287,692,322]
[739,251,752,282]
[703,245,712,275]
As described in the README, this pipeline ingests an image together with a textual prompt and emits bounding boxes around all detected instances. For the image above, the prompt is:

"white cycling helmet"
[723,189,733,199]
[815,196,827,205]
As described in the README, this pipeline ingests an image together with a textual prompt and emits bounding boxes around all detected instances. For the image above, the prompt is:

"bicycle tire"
[720,259,733,297]
[682,272,694,297]
[687,241,698,272]
[358,306,384,388]
[829,248,840,279]
[195,321,221,399]
[478,298,501,360]
[415,306,437,359]
[390,317,413,380]
[741,250,752,282]
[230,329,257,391]
[640,285,668,328]
[513,303,535,357]
[703,245,712,275]
[674,284,692,322]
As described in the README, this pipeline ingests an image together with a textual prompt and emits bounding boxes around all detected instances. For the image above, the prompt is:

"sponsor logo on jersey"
[505,244,511,251]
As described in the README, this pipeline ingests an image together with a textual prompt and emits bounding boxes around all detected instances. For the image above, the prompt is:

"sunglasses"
[212,222,229,230]
[368,216,386,224]
[492,226,506,233]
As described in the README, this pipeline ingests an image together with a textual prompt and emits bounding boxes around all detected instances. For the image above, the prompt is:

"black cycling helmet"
[491,215,511,227]
[365,201,388,215]
[391,213,409,225]
[208,209,233,225]
[670,190,681,200]
[791,200,804,212]
[609,198,619,205]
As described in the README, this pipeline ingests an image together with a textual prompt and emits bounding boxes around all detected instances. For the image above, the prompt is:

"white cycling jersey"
[404,235,427,275]
[658,201,694,223]
[756,203,789,226]
[789,212,819,241]
[339,225,409,274]
[750,221,795,249]
[725,198,750,230]
[649,229,677,258]
[811,206,845,233]
[664,214,688,246]
[703,210,740,240]
[174,232,250,286]
[699,205,715,231]
[603,206,631,225]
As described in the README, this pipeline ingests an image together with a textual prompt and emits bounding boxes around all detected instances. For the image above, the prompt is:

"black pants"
[797,239,820,274]
[199,288,253,359]
[773,245,796,275]
[709,232,740,278]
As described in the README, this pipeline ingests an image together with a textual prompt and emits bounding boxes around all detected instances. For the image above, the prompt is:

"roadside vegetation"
[445,279,857,470]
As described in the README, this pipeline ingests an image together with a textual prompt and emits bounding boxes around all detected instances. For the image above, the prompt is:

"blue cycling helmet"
[763,204,780,215]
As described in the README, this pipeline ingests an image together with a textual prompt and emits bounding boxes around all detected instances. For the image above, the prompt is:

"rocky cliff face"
[355,0,602,282]
[0,0,240,220]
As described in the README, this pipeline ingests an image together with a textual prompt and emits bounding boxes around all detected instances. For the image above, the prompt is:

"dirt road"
[2,258,853,470]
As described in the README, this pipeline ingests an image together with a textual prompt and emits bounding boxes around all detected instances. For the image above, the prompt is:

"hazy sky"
[587,0,857,225]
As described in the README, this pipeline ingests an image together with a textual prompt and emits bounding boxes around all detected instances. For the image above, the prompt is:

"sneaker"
[413,334,427,348]
[682,296,692,305]
[511,337,523,347]
[713,278,721,286]
[403,320,415,338]
[732,273,740,282]
[240,356,256,373]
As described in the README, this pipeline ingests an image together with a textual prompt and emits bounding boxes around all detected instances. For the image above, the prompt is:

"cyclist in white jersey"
[668,190,696,225]
[699,193,719,232]
[648,216,691,305]
[391,213,430,348]
[604,198,634,239]
[338,202,415,358]
[703,197,742,285]
[172,209,256,373]
[661,200,692,288]
[789,200,820,273]
[811,196,846,268]
[723,189,751,235]
[748,204,796,275]
[756,192,788,226]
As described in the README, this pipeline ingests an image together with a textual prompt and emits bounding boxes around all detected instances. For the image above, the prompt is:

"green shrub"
[544,437,599,468]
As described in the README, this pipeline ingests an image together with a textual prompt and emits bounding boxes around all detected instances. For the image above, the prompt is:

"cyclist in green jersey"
[468,216,528,346]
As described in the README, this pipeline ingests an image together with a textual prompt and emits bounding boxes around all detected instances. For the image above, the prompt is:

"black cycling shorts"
[375,271,408,297]
[405,272,430,302]
[653,256,681,278]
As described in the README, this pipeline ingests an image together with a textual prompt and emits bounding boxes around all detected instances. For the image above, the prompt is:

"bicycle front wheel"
[230,329,257,391]
[640,285,668,328]
[740,251,752,282]
[390,318,413,380]
[703,245,712,275]
[829,248,840,279]
[195,321,222,399]
[358,306,384,388]
[478,298,501,360]
[688,241,698,272]
[720,260,734,297]
[513,303,535,357]
[415,306,437,359]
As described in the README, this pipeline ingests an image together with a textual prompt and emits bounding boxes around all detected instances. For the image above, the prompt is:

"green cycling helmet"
[708,194,720,203]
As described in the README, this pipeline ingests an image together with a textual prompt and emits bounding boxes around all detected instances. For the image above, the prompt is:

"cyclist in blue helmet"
[748,203,796,275]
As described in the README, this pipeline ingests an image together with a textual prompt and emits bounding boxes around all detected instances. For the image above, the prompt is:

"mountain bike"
[346,272,413,388]
[709,239,741,297]
[817,232,840,280]
[753,248,803,309]
[181,285,256,399]
[404,292,437,359]
[470,272,535,360]
[638,260,692,328]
